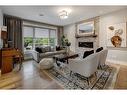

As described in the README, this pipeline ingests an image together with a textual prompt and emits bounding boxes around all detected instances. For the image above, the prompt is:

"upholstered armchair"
[68,53,100,85]
[98,49,108,69]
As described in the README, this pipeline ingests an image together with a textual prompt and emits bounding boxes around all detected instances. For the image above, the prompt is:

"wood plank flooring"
[114,64,127,89]
[17,60,63,89]
[0,60,127,89]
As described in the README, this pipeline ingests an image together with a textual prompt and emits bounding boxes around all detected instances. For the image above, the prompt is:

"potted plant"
[61,35,66,48]
[64,38,71,53]
[61,35,71,53]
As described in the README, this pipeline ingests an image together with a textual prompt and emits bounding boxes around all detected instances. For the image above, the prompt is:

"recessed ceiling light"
[39,14,44,16]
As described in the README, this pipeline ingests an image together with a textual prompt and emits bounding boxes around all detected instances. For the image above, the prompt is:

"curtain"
[57,26,64,46]
[3,15,23,51]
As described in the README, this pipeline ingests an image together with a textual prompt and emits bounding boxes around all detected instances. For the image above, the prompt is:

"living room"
[0,5,127,90]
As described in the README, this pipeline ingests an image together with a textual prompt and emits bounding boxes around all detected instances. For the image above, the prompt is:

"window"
[49,29,57,47]
[23,27,34,50]
[23,26,57,51]
[34,28,49,47]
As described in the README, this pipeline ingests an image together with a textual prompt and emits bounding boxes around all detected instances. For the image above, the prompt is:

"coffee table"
[53,52,79,67]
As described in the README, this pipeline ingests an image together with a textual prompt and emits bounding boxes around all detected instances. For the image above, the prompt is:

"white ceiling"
[0,6,127,26]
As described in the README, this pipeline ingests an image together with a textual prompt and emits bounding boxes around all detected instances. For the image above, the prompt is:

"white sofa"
[31,50,66,63]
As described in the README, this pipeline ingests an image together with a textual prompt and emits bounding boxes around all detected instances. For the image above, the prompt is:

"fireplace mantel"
[75,34,97,38]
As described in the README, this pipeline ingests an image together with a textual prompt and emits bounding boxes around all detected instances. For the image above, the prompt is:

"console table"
[0,48,22,74]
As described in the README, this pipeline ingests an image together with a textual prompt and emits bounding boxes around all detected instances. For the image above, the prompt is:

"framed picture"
[76,21,95,36]
[107,22,127,48]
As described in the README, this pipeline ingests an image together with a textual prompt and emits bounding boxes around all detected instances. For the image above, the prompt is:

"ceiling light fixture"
[59,10,68,19]
[39,14,44,16]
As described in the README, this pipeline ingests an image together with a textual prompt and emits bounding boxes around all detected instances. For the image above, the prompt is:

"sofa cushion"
[41,47,46,53]
[35,46,51,53]
[96,47,103,52]
[35,47,43,53]
[56,46,62,51]
[39,50,66,58]
[44,46,51,52]
[83,50,94,58]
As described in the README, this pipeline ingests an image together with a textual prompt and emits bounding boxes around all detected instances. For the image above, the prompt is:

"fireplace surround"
[78,42,93,48]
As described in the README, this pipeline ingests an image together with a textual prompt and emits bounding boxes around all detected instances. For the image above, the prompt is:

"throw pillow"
[83,50,94,58]
[41,47,46,53]
[56,46,61,51]
[96,47,103,52]
[35,47,42,53]
[45,46,51,52]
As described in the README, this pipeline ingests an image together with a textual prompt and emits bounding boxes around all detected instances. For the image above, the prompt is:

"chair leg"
[98,65,102,69]
[19,63,22,71]
[95,72,97,77]
[19,59,23,71]
[86,77,89,85]
[70,71,72,76]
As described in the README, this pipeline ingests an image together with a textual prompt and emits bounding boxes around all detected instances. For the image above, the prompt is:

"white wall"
[64,24,76,52]
[64,8,127,65]
[64,22,99,59]
[0,9,3,26]
[99,8,127,48]
[99,8,127,65]
[107,49,127,65]
[0,9,3,44]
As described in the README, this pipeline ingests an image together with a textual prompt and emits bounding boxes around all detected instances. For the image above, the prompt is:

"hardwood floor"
[20,61,127,89]
[0,60,127,89]
[114,64,127,89]
[17,60,63,89]
[106,63,127,89]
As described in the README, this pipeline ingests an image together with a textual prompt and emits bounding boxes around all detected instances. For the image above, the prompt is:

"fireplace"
[78,42,93,48]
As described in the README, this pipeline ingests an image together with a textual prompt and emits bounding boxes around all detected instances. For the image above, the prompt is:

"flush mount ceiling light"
[59,10,68,19]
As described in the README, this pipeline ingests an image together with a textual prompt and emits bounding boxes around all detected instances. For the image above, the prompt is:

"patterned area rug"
[43,64,118,89]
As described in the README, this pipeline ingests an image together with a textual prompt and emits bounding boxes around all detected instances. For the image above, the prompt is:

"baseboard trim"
[107,59,127,66]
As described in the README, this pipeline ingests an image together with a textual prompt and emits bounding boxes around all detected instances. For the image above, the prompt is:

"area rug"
[43,64,119,89]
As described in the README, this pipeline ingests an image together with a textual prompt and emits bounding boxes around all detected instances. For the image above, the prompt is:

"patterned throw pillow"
[96,47,103,52]
[83,50,94,58]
